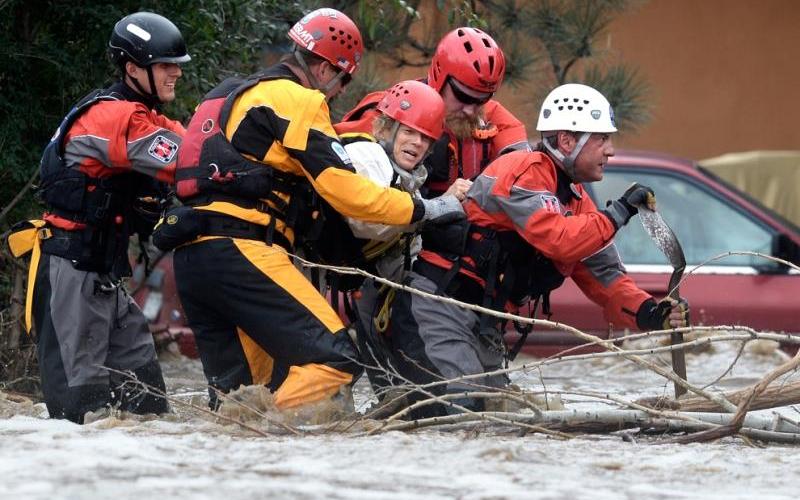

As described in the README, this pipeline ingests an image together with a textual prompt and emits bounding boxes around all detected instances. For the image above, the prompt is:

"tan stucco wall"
[606,0,800,159]
[371,0,800,160]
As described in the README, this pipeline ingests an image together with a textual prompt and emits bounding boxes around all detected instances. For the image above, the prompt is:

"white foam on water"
[0,341,797,500]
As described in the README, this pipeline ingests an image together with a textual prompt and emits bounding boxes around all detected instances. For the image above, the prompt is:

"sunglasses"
[448,79,492,106]
[341,71,352,86]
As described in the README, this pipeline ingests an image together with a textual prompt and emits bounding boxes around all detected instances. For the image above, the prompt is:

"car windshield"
[589,169,775,268]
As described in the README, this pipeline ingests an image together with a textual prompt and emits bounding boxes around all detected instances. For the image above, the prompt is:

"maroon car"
[515,150,800,356]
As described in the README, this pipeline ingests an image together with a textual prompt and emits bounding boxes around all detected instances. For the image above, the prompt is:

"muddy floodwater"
[1,338,797,500]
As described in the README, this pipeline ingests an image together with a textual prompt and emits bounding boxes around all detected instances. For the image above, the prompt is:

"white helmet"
[536,83,616,179]
[536,83,617,133]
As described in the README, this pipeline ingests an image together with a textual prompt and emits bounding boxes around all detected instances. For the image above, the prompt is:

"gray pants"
[32,254,167,423]
[387,272,507,414]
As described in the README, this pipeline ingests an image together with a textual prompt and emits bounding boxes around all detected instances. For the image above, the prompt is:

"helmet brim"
[150,54,191,64]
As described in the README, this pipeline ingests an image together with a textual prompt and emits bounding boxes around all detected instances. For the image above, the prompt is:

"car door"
[547,166,799,334]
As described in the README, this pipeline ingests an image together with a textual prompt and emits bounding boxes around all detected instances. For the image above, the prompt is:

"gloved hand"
[603,182,656,229]
[636,297,690,331]
[420,194,466,224]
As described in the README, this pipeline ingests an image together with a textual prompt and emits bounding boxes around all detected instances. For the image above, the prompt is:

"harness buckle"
[208,163,235,183]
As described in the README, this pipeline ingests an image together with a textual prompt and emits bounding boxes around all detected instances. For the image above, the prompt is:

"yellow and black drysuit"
[165,63,427,409]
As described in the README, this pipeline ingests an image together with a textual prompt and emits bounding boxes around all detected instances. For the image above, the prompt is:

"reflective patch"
[126,23,151,42]
[591,109,602,120]
[543,108,551,119]
[148,135,179,163]
[541,194,561,214]
[331,142,352,164]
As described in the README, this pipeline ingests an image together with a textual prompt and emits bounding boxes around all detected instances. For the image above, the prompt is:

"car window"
[589,169,775,267]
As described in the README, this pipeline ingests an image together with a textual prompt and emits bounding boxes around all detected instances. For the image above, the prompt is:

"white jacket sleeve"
[344,141,414,241]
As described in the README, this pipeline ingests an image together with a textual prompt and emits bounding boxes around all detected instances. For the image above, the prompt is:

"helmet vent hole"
[558,106,564,110]
[568,105,573,110]
[482,38,491,48]
[573,98,579,102]
[577,106,583,111]
[488,55,495,74]
[329,27,335,32]
[457,29,465,37]
[554,99,560,103]
[583,100,589,104]
[332,36,338,41]
[464,41,473,53]
[473,61,481,72]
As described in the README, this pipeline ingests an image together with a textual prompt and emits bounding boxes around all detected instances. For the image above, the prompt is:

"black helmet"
[109,12,191,68]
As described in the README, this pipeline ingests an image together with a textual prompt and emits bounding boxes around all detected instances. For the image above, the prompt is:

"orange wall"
[606,0,800,159]
[372,0,800,160]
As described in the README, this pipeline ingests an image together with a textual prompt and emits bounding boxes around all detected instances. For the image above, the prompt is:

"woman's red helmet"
[378,80,446,140]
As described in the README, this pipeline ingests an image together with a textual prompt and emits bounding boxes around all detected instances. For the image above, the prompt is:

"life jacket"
[175,74,298,204]
[173,72,316,252]
[424,123,499,197]
[416,221,566,360]
[38,88,134,274]
[173,71,368,277]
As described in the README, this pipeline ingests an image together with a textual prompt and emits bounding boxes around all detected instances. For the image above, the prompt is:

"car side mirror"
[758,233,800,274]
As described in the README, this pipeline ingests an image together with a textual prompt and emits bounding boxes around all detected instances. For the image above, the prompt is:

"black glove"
[636,297,690,331]
[603,183,656,229]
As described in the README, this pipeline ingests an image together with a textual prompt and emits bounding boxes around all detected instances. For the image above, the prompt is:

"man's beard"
[446,109,483,139]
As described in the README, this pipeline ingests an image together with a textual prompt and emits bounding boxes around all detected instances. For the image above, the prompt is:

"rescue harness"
[415,221,566,361]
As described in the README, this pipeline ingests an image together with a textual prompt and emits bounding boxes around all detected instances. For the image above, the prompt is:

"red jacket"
[422,150,651,330]
[63,98,184,183]
[46,83,184,230]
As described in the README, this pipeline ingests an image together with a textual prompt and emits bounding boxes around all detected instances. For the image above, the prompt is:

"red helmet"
[288,8,363,75]
[427,27,505,93]
[378,80,445,140]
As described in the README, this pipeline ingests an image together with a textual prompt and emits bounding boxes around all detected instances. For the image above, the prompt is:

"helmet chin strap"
[542,131,591,180]
[378,121,401,162]
[127,65,162,106]
[292,47,345,96]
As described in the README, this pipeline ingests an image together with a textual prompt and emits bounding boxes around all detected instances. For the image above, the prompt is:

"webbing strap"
[24,230,47,334]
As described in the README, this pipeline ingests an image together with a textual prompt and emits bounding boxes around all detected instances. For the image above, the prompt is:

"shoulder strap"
[218,64,301,132]
[53,89,120,156]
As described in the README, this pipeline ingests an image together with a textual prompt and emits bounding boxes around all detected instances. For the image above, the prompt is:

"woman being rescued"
[334,80,468,398]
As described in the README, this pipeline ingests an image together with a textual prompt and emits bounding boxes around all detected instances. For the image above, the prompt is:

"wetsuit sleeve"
[466,152,618,263]
[570,243,652,330]
[123,110,183,183]
[485,100,530,155]
[64,102,182,183]
[153,113,187,136]
[228,80,417,225]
